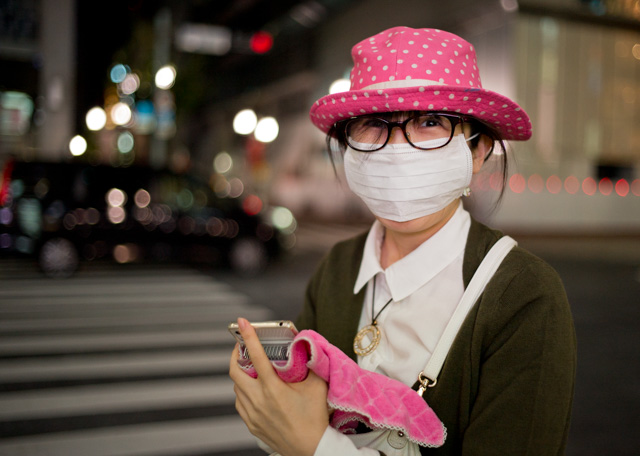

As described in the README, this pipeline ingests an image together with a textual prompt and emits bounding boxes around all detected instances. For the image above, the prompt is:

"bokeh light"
[546,175,562,194]
[107,206,126,224]
[228,177,244,198]
[615,179,629,197]
[564,176,580,194]
[117,131,134,153]
[86,106,107,131]
[329,78,350,94]
[134,189,151,208]
[249,31,273,54]
[120,73,140,95]
[155,65,176,89]
[527,174,544,193]
[110,64,128,83]
[501,0,519,12]
[242,194,263,215]
[214,151,233,174]
[233,109,258,135]
[106,188,127,207]
[509,173,526,193]
[271,206,296,234]
[254,116,279,143]
[111,102,133,126]
[582,177,597,196]
[599,177,613,196]
[69,135,87,156]
[113,243,139,263]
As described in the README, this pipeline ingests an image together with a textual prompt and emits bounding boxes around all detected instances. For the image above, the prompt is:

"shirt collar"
[353,202,471,301]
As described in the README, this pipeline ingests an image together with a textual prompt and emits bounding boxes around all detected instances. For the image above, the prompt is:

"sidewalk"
[294,221,640,264]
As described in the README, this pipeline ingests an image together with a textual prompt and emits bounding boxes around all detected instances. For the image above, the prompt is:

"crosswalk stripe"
[0,328,236,356]
[0,291,249,309]
[0,280,232,298]
[0,377,236,419]
[0,307,273,332]
[0,302,262,321]
[0,348,234,382]
[0,416,258,456]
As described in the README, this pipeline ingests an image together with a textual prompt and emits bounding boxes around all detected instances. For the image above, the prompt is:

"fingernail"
[238,317,249,330]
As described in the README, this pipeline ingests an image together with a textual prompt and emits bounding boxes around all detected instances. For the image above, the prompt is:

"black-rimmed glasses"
[341,113,468,152]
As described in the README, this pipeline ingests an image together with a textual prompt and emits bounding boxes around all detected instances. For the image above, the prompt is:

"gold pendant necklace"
[354,276,393,357]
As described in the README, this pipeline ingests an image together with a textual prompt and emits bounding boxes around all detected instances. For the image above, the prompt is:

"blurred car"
[0,159,296,277]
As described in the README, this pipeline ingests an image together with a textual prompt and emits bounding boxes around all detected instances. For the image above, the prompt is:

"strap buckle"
[416,371,437,397]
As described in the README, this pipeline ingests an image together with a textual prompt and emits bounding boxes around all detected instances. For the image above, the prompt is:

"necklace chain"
[354,275,393,356]
[371,275,393,325]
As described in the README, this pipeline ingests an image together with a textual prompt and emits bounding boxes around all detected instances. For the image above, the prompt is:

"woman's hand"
[229,318,330,456]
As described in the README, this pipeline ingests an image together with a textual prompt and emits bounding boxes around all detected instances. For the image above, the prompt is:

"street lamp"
[233,109,258,135]
[254,117,279,143]
[69,135,87,156]
[85,106,107,131]
[155,65,176,90]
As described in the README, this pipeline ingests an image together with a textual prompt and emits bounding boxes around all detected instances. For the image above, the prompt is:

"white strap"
[422,236,517,383]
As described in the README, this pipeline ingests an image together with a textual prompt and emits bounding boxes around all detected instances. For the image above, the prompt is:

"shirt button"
[387,429,407,449]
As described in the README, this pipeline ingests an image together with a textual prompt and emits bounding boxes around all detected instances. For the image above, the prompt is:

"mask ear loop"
[464,130,481,197]
[465,132,481,142]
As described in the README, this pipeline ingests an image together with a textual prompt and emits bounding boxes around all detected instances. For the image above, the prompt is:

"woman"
[230,26,576,455]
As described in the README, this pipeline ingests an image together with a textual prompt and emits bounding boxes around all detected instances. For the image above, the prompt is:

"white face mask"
[343,133,475,222]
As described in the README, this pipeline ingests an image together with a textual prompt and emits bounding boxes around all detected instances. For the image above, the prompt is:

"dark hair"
[325,113,510,204]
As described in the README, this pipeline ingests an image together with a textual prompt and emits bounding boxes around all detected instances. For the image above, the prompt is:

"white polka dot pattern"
[309,26,532,141]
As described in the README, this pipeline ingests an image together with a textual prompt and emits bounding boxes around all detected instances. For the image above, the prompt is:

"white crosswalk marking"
[0,416,257,456]
[0,261,272,455]
[0,377,236,419]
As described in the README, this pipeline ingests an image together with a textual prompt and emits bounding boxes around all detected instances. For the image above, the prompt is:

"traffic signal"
[249,31,273,54]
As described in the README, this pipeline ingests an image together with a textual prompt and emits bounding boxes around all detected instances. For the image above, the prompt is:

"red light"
[615,179,629,197]
[242,194,263,215]
[0,159,14,206]
[582,177,597,196]
[599,177,613,196]
[509,174,526,193]
[250,31,273,54]
[546,175,562,194]
[564,176,579,194]
[527,174,543,193]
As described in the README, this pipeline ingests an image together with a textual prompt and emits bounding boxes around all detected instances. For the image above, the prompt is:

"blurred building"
[1,0,639,233]
[0,0,75,159]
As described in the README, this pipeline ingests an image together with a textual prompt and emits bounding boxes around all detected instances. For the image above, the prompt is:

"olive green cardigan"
[296,218,577,455]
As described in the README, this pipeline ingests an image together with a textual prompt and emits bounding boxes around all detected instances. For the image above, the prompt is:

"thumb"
[236,318,277,380]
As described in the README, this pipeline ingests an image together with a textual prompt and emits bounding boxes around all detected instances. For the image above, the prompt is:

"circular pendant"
[353,324,381,357]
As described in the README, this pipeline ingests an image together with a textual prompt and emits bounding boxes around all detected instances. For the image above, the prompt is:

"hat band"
[359,78,442,91]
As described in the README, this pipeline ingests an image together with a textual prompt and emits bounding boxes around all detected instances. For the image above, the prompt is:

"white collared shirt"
[313,202,471,455]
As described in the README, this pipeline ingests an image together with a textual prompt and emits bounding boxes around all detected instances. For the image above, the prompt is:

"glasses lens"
[345,117,388,151]
[406,115,455,149]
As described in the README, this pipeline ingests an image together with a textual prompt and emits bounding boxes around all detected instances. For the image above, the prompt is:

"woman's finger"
[236,317,278,381]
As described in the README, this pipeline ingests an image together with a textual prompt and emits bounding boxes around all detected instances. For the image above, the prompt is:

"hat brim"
[309,85,532,141]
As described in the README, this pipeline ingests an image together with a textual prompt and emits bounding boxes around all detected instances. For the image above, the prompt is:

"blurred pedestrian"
[230,26,576,455]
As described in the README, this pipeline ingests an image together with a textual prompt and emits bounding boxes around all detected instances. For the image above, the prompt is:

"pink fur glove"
[239,329,446,448]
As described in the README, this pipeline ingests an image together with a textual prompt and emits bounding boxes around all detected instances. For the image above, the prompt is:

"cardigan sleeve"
[460,250,577,455]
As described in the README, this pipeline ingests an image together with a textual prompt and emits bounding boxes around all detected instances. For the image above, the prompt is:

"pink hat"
[309,26,532,141]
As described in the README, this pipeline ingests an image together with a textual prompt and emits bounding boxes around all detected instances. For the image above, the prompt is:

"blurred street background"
[1,0,639,455]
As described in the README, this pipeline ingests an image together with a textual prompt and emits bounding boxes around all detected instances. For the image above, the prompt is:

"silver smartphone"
[228,320,298,364]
